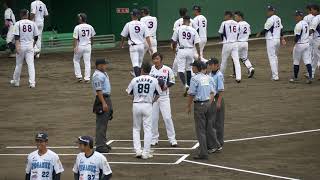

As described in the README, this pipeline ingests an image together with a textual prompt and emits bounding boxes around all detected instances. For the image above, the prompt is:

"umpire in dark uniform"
[92,59,113,153]
[187,61,217,160]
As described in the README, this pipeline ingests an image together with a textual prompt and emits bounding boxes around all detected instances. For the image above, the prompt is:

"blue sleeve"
[188,77,198,96]
[93,75,103,91]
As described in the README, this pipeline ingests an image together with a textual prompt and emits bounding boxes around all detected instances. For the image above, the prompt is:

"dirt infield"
[0,39,320,180]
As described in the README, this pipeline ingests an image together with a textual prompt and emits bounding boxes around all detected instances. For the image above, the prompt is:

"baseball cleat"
[84,80,90,84]
[236,80,241,83]
[183,86,189,97]
[29,84,36,88]
[77,78,83,82]
[306,79,312,84]
[229,74,236,78]
[151,142,158,146]
[217,146,223,152]
[248,69,255,78]
[10,80,19,87]
[289,78,298,83]
[193,155,208,160]
[208,148,219,154]
[171,143,178,147]
[135,151,142,159]
[272,78,279,81]
[142,153,153,160]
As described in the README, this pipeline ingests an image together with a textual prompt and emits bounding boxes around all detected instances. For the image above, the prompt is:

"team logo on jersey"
[163,69,167,73]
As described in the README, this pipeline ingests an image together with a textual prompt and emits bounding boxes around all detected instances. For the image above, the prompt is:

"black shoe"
[183,87,189,97]
[106,145,112,150]
[236,80,241,83]
[77,78,83,82]
[96,147,110,153]
[248,69,255,78]
[193,155,208,160]
[217,146,223,152]
[171,143,178,147]
[208,148,218,154]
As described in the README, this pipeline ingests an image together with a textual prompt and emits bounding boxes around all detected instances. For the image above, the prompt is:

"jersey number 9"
[182,31,191,40]
[22,25,32,32]
[138,83,150,93]
[134,26,141,33]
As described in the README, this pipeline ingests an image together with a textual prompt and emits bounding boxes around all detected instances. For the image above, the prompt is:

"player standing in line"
[303,4,315,79]
[172,16,201,96]
[192,5,207,61]
[25,132,64,180]
[30,0,49,58]
[73,136,112,180]
[234,11,255,78]
[218,11,242,83]
[149,52,178,147]
[290,10,312,84]
[140,7,157,56]
[126,63,162,159]
[3,1,16,57]
[256,5,286,81]
[10,9,39,88]
[309,4,320,80]
[121,9,153,77]
[73,13,96,83]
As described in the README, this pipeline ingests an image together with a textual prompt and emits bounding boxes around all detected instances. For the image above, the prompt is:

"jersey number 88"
[22,25,32,32]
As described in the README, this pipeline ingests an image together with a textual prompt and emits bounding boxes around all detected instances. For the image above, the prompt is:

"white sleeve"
[30,3,36,14]
[72,155,79,173]
[120,23,129,37]
[126,80,134,95]
[25,154,32,173]
[53,154,64,174]
[91,26,96,37]
[171,29,178,42]
[194,30,201,44]
[4,10,11,19]
[218,22,224,34]
[191,19,199,30]
[264,18,273,30]
[73,26,78,39]
[154,79,162,95]
[310,17,319,31]
[13,22,19,36]
[34,23,40,36]
[294,24,302,35]
[248,25,251,35]
[173,20,179,31]
[143,24,151,37]
[100,155,112,175]
[44,4,49,16]
[168,68,175,84]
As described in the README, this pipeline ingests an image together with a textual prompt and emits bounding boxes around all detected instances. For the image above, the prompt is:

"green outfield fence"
[0,0,319,42]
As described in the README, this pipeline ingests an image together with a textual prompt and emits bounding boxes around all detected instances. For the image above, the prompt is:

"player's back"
[238,21,251,42]
[31,0,48,23]
[265,15,283,39]
[127,20,148,45]
[193,15,207,38]
[4,8,16,24]
[310,14,320,38]
[129,75,159,103]
[295,20,309,44]
[14,19,38,46]
[173,18,197,31]
[219,19,239,43]
[140,15,157,37]
[303,14,314,26]
[175,25,199,48]
[74,23,95,46]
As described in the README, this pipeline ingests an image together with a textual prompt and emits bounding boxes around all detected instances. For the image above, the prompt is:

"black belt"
[179,46,193,49]
[133,102,151,104]
[103,94,110,98]
[194,100,209,103]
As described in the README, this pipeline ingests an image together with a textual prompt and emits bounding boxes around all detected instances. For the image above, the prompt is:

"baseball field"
[0,38,319,180]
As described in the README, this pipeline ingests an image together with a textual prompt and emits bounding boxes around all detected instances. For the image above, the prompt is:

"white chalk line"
[183,160,300,180]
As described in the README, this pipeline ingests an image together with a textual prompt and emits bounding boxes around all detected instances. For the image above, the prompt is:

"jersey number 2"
[138,84,150,93]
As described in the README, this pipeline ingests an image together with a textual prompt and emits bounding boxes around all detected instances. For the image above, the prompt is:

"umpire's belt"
[194,100,209,103]
[103,94,110,98]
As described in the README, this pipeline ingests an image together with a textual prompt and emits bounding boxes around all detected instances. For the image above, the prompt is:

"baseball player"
[25,132,64,180]
[233,11,255,78]
[126,62,162,159]
[30,0,49,58]
[290,10,312,84]
[73,136,112,180]
[192,5,207,61]
[10,9,39,88]
[140,7,157,56]
[121,9,152,77]
[3,1,16,57]
[149,52,178,147]
[309,4,320,80]
[218,11,242,83]
[73,13,96,83]
[303,4,315,79]
[171,16,201,96]
[256,5,286,81]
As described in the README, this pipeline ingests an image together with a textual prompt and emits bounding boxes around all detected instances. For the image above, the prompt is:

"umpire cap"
[190,60,205,71]
[35,132,48,141]
[77,136,94,148]
[131,9,140,17]
[193,5,201,12]
[95,58,109,66]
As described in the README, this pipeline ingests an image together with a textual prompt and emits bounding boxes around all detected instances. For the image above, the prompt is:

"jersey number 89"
[137,83,150,93]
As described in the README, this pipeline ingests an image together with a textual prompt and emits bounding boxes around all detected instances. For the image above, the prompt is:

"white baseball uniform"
[172,25,200,73]
[4,8,16,44]
[73,23,96,81]
[140,15,157,54]
[310,14,320,78]
[73,151,112,180]
[121,20,150,68]
[293,20,311,65]
[126,75,161,155]
[149,65,177,145]
[173,18,198,31]
[12,19,39,86]
[26,149,64,180]
[264,15,283,80]
[193,14,207,59]
[219,19,241,80]
[31,0,49,53]
[237,21,254,72]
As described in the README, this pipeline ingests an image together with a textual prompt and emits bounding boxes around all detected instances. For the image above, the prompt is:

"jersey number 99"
[182,31,191,40]
[137,83,150,93]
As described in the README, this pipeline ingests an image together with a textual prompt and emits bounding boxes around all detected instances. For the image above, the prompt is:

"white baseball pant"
[293,43,311,65]
[6,24,14,44]
[34,22,44,53]
[130,44,144,67]
[73,44,92,81]
[220,42,241,80]
[132,103,152,155]
[311,38,320,77]
[194,37,207,61]
[152,95,177,145]
[13,45,35,85]
[238,42,254,71]
[266,39,280,80]
[176,48,194,72]
[144,37,157,55]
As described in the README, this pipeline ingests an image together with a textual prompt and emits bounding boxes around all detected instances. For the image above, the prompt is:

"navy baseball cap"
[183,15,191,20]
[77,136,94,147]
[267,5,276,11]
[207,57,220,65]
[95,58,109,66]
[140,7,150,14]
[130,9,140,16]
[193,5,201,11]
[35,132,48,141]
[295,10,304,16]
